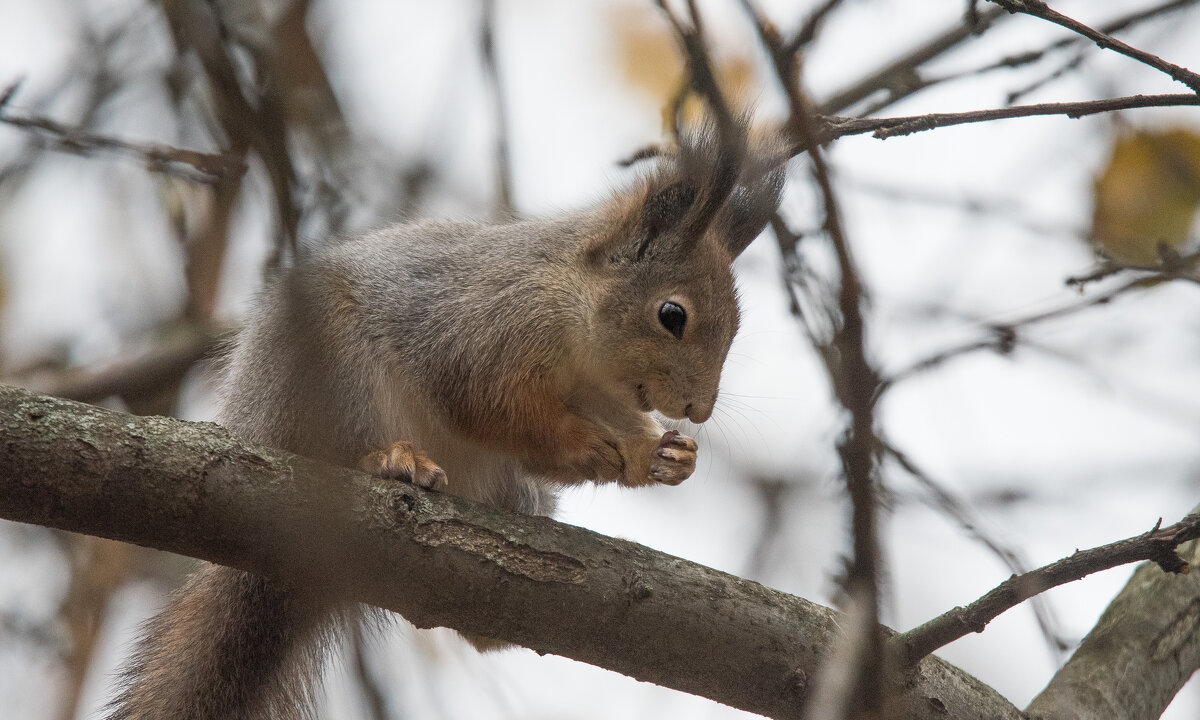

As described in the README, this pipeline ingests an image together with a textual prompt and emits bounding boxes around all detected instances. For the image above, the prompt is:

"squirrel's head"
[582,125,784,423]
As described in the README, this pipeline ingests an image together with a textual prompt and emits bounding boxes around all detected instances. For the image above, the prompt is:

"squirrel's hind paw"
[360,441,448,491]
[649,431,697,486]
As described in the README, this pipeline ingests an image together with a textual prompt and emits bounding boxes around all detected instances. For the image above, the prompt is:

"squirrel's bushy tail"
[107,564,343,720]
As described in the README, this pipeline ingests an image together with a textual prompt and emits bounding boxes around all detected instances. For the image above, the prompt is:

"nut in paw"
[650,430,698,486]
[359,441,448,491]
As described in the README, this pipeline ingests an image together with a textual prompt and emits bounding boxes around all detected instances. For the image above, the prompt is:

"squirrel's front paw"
[574,435,624,482]
[649,430,697,486]
[359,441,448,491]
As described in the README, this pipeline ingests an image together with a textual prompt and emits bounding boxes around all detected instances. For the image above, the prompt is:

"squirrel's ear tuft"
[716,160,785,258]
[596,121,786,264]
[636,181,699,258]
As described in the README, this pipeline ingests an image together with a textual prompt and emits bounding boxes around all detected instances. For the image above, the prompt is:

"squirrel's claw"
[650,431,697,486]
[360,441,448,491]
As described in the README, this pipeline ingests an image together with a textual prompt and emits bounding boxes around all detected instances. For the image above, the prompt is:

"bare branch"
[480,0,515,217]
[821,93,1200,143]
[654,0,746,233]
[1026,528,1200,720]
[10,324,224,405]
[1066,249,1200,287]
[818,7,1008,115]
[890,512,1200,666]
[876,275,1158,394]
[0,106,244,184]
[159,0,301,251]
[654,2,740,134]
[873,1,1199,111]
[988,0,1200,92]
[885,443,1069,657]
[788,0,848,53]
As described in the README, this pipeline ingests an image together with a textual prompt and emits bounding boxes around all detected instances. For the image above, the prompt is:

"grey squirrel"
[106,126,784,720]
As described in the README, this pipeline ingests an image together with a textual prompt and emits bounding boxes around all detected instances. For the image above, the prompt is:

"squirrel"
[105,124,784,720]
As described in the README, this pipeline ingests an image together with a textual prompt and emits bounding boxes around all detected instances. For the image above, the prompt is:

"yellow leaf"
[609,2,759,131]
[1091,128,1200,265]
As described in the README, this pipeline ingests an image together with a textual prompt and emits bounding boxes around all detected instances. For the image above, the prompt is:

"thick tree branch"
[0,384,1027,720]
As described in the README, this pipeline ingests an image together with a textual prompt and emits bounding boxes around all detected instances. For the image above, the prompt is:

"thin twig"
[891,511,1200,666]
[480,0,515,217]
[1066,249,1200,287]
[818,6,1008,114]
[885,443,1069,656]
[788,0,848,54]
[820,93,1200,144]
[0,110,243,183]
[1004,51,1086,105]
[890,1,1198,111]
[877,275,1152,394]
[988,0,1200,92]
[998,0,1198,104]
[875,336,1010,399]
[816,0,1194,122]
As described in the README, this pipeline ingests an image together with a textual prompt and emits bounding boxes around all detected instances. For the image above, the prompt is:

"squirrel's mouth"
[635,384,654,413]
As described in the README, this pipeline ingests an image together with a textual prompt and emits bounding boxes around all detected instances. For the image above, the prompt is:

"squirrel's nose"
[684,400,713,423]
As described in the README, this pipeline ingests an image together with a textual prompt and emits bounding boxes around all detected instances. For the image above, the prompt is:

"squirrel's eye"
[658,302,687,339]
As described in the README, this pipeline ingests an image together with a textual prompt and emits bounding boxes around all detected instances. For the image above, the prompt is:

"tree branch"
[158,0,301,251]
[1066,249,1200,287]
[891,513,1200,666]
[882,1,1200,111]
[480,0,515,217]
[817,7,1008,115]
[821,93,1200,143]
[9,324,224,405]
[0,104,243,184]
[987,0,1200,92]
[1026,529,1200,720]
[0,383,1028,720]
[885,442,1069,657]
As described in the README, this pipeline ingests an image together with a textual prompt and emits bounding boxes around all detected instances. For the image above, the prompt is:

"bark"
[0,383,1045,719]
